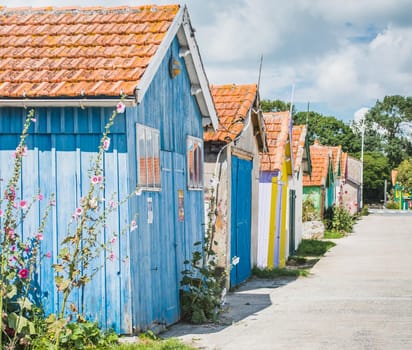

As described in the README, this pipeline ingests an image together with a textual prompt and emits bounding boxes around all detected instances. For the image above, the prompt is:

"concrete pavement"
[164,214,412,349]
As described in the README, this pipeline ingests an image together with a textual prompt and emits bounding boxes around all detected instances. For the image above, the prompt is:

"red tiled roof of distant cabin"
[340,151,348,179]
[329,145,342,175]
[204,84,257,142]
[303,140,331,186]
[260,111,290,172]
[292,124,307,173]
[0,5,179,98]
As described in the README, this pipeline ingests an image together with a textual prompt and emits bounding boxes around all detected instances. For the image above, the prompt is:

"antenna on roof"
[306,101,310,126]
[289,84,295,120]
[257,54,263,90]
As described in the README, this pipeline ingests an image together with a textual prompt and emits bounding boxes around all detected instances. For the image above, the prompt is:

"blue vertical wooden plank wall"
[126,37,204,331]
[0,106,131,333]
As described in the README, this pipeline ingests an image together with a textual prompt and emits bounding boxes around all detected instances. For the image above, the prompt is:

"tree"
[362,151,391,204]
[293,111,361,154]
[261,99,295,114]
[396,158,412,192]
[363,95,412,168]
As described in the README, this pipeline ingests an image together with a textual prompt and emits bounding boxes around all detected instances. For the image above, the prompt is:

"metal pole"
[360,119,365,209]
[384,179,387,205]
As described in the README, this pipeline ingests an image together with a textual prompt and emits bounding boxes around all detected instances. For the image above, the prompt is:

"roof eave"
[136,5,218,130]
[0,97,136,108]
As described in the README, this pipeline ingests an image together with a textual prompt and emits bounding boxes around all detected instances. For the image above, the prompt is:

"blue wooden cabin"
[0,5,217,333]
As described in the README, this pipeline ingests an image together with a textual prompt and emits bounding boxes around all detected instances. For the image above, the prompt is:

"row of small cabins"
[0,4,361,334]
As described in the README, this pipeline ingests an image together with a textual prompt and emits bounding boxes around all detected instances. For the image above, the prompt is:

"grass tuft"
[323,230,345,239]
[295,239,336,256]
[252,266,309,278]
[112,338,195,350]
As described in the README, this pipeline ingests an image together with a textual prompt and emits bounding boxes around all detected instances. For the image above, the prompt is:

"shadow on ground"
[163,276,299,338]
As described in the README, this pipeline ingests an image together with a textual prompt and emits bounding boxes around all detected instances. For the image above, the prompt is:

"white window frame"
[187,136,203,190]
[136,123,161,191]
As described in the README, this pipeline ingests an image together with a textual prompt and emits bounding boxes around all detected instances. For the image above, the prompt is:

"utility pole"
[384,179,387,206]
[360,118,365,209]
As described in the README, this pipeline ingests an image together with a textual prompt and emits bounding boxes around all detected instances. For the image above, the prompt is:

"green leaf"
[6,284,17,299]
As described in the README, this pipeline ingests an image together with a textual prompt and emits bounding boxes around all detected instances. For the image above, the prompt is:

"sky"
[3,0,412,123]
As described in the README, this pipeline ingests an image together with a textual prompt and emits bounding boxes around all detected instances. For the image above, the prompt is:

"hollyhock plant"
[103,137,111,151]
[116,102,125,113]
[18,268,29,279]
[130,220,137,232]
[20,200,27,209]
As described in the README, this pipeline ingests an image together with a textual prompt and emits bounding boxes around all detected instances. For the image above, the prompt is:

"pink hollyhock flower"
[31,118,37,123]
[49,199,56,206]
[75,207,83,216]
[0,209,3,217]
[91,175,102,184]
[20,200,27,209]
[7,228,15,239]
[25,245,30,253]
[38,193,43,201]
[103,138,111,151]
[109,200,117,209]
[130,220,137,232]
[109,252,116,261]
[109,236,117,244]
[36,233,43,241]
[116,102,125,114]
[18,268,29,279]
[45,251,52,258]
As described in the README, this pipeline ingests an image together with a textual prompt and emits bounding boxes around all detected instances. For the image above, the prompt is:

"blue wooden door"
[230,156,252,287]
[153,151,182,326]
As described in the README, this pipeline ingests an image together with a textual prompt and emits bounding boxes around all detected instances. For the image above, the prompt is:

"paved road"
[165,214,412,349]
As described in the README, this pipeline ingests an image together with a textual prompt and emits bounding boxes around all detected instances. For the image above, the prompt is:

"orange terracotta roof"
[391,169,398,186]
[292,125,307,172]
[204,84,257,142]
[260,111,290,172]
[340,151,348,179]
[0,5,179,98]
[303,140,331,186]
[329,145,342,175]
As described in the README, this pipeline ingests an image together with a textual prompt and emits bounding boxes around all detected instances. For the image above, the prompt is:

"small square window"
[187,136,203,190]
[136,124,161,190]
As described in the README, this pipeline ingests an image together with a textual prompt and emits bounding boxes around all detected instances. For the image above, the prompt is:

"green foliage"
[302,197,319,221]
[260,99,294,114]
[362,151,391,204]
[385,200,399,209]
[323,230,345,239]
[329,206,353,234]
[111,338,195,350]
[180,185,226,324]
[31,317,118,350]
[295,240,336,256]
[294,111,361,153]
[252,266,309,278]
[363,95,412,168]
[396,158,412,192]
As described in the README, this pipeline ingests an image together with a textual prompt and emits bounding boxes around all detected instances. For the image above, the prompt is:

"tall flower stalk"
[0,110,53,349]
[53,102,135,320]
